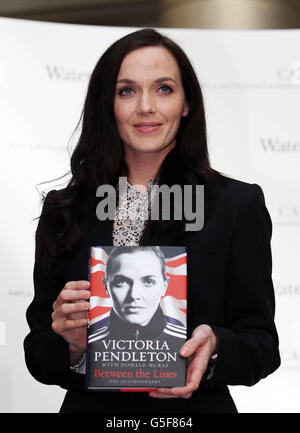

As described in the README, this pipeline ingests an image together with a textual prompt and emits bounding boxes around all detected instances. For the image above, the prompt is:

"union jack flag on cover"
[86,246,187,390]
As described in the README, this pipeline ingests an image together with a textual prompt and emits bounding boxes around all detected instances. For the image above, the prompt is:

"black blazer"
[23,177,281,413]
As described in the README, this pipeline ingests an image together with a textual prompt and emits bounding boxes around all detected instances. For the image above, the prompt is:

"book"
[85,245,187,391]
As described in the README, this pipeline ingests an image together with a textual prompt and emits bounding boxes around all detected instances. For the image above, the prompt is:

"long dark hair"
[36,28,225,281]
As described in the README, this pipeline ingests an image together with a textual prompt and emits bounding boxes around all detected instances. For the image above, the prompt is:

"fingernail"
[180,346,188,356]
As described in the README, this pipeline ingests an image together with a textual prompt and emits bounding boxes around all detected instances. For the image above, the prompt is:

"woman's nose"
[137,91,155,114]
[128,282,142,300]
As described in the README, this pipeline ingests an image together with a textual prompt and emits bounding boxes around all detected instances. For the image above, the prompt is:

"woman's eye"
[118,85,172,96]
[143,278,156,286]
[158,85,172,94]
[113,278,128,287]
[118,87,133,96]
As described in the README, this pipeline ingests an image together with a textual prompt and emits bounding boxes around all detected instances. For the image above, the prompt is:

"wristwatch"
[69,353,86,374]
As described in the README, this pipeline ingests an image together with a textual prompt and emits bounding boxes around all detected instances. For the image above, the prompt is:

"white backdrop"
[0,17,299,413]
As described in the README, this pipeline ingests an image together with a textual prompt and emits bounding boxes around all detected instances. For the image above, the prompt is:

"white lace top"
[112,179,154,246]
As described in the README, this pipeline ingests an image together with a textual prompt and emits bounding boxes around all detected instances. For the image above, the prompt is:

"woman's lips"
[124,306,145,313]
[133,123,162,134]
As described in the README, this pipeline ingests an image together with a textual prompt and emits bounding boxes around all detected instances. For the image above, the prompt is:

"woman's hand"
[51,280,90,362]
[149,324,217,399]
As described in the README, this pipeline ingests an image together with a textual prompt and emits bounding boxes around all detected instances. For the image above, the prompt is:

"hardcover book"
[86,245,187,390]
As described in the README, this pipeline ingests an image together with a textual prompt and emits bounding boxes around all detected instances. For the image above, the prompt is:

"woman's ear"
[182,101,189,117]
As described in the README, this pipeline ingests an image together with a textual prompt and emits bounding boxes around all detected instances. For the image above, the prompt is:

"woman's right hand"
[51,280,90,360]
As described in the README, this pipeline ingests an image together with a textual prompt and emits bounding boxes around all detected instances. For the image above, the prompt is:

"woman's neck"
[125,145,174,188]
[125,156,159,188]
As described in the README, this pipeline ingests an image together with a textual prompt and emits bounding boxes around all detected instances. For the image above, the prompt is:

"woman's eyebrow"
[116,77,177,85]
[111,274,131,281]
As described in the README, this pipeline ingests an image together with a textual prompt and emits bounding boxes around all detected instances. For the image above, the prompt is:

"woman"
[24,28,280,413]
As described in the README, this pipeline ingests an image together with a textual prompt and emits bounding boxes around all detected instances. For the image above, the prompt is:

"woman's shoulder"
[41,187,73,213]
[209,174,269,230]
[43,187,68,201]
[214,174,265,205]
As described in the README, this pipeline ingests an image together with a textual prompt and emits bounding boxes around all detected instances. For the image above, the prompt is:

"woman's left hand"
[149,324,217,399]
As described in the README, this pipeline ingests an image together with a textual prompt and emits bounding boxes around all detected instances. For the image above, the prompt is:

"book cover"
[86,245,187,390]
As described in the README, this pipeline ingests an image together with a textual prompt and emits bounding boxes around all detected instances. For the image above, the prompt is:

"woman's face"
[114,46,189,157]
[104,250,169,326]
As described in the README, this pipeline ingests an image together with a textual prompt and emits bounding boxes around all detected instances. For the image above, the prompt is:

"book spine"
[85,246,92,390]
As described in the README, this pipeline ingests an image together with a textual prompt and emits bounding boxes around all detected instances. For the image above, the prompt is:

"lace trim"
[113,179,153,246]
